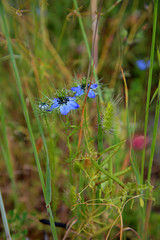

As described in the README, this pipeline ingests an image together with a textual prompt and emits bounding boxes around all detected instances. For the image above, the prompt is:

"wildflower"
[38,103,49,112]
[47,96,79,115]
[132,135,149,150]
[136,60,150,70]
[71,83,98,98]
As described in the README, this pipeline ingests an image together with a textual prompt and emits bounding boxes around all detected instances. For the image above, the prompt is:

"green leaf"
[100,144,123,167]
[150,87,158,105]
[90,158,125,188]
[99,139,126,156]
[157,47,160,66]
[46,163,51,205]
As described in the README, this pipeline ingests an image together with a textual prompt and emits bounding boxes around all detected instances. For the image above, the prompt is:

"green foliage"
[8,210,28,240]
[73,161,81,173]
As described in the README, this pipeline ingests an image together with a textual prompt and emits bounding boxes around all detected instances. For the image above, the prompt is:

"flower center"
[81,84,87,90]
[57,97,69,105]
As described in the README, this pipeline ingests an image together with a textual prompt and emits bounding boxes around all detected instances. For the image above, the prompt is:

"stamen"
[57,97,69,105]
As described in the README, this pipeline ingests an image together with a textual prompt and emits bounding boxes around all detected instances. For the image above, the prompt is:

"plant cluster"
[0,0,160,239]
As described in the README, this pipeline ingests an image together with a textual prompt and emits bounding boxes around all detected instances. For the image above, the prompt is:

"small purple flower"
[47,96,79,115]
[136,60,150,70]
[71,84,98,98]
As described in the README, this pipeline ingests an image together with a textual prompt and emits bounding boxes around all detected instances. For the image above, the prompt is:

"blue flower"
[71,84,98,98]
[47,96,79,115]
[136,60,150,70]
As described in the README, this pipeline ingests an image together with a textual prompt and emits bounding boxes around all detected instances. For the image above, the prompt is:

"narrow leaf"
[46,163,51,205]
[99,139,126,155]
[101,145,123,167]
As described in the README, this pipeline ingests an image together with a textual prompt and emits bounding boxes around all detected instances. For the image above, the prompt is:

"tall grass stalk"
[0,2,58,239]
[143,83,160,239]
[147,83,160,183]
[0,191,12,240]
[96,98,103,198]
[43,114,57,212]
[0,103,18,206]
[30,100,52,208]
[141,0,159,184]
[140,1,159,237]
[121,68,141,184]
[73,0,103,103]
[39,0,47,49]
[91,0,98,69]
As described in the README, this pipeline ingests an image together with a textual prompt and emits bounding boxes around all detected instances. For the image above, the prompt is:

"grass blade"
[141,0,159,184]
[0,191,12,240]
[90,158,125,188]
[0,103,17,206]
[0,3,58,239]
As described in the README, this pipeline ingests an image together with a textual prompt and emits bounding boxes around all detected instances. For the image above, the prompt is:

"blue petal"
[60,104,71,115]
[136,60,147,70]
[71,86,81,92]
[75,89,84,96]
[52,98,59,101]
[67,100,79,110]
[90,84,98,89]
[48,101,59,111]
[68,96,76,100]
[88,90,96,98]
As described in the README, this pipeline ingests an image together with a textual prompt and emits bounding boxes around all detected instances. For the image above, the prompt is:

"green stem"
[141,1,159,237]
[57,19,67,50]
[147,83,160,183]
[0,191,12,240]
[96,166,132,185]
[100,145,122,167]
[0,103,18,207]
[97,99,103,155]
[0,3,58,239]
[96,99,103,198]
[143,96,160,240]
[90,159,125,188]
[143,86,160,239]
[39,0,47,54]
[73,0,103,103]
[123,69,141,184]
[31,103,52,206]
[43,114,56,210]
[141,0,158,184]
[108,160,113,187]
[99,140,126,155]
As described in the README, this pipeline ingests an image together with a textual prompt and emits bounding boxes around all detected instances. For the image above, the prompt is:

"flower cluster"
[38,78,98,115]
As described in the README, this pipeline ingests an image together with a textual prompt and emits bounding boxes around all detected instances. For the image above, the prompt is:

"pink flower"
[132,135,150,151]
